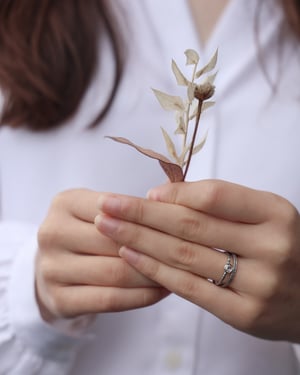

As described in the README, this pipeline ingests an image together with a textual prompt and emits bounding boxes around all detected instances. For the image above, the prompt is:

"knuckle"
[110,261,130,286]
[177,277,198,299]
[265,231,295,266]
[178,215,205,239]
[168,185,181,205]
[201,180,223,211]
[38,220,65,251]
[173,241,196,267]
[277,198,299,225]
[37,223,56,250]
[121,198,145,222]
[259,271,281,299]
[51,290,69,317]
[238,300,267,332]
[51,188,90,211]
[50,190,70,209]
[120,224,142,248]
[98,291,122,312]
[143,260,160,280]
[37,256,57,282]
[141,289,160,307]
[134,200,145,222]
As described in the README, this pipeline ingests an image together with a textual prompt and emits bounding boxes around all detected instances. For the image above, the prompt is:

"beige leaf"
[202,71,218,85]
[195,49,218,78]
[171,60,189,86]
[189,101,200,120]
[152,89,185,111]
[187,82,196,103]
[202,101,215,111]
[106,136,183,182]
[161,127,179,162]
[184,49,199,65]
[175,112,186,134]
[175,126,185,135]
[192,131,208,155]
[180,145,190,166]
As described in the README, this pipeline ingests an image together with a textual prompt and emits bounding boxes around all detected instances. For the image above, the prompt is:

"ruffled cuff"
[0,222,93,373]
[292,344,300,368]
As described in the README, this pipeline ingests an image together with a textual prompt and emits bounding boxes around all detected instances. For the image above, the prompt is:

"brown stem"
[183,99,203,180]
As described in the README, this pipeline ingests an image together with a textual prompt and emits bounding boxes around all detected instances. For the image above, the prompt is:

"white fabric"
[0,0,300,374]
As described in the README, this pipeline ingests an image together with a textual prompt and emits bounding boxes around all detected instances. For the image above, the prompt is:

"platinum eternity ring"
[213,251,238,288]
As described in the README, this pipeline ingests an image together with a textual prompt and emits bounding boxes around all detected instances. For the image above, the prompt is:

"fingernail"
[95,214,120,235]
[146,188,160,200]
[119,246,139,265]
[97,195,121,213]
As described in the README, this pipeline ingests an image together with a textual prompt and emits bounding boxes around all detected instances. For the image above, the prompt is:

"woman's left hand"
[95,179,300,342]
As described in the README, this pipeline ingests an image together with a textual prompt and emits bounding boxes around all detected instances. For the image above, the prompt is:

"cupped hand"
[95,180,300,342]
[35,189,167,321]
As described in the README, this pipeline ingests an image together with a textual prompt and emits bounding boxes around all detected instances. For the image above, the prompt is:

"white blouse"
[0,0,300,374]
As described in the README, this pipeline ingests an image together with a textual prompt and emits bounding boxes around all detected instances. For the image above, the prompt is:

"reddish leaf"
[106,136,184,182]
[158,160,184,182]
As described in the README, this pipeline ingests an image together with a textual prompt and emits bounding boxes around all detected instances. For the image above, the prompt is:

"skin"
[35,189,168,321]
[188,0,230,46]
[94,180,300,343]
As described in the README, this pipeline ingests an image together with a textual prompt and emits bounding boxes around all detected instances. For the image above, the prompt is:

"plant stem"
[183,63,198,149]
[183,99,203,180]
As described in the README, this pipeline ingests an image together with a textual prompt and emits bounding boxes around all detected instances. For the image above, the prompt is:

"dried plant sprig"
[107,48,218,182]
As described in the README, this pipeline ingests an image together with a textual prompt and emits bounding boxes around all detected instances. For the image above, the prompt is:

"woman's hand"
[35,189,167,321]
[95,180,300,342]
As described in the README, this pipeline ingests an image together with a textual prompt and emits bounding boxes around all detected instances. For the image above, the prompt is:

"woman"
[0,0,300,374]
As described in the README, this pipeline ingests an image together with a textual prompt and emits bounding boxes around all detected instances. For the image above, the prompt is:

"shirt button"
[164,349,183,370]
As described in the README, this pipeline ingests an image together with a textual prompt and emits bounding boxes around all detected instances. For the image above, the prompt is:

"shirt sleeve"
[0,221,91,375]
[293,345,300,366]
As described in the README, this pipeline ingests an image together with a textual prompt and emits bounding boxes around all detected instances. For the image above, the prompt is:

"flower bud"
[194,82,215,101]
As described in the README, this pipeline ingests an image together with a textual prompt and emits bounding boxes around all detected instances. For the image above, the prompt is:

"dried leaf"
[202,71,218,86]
[192,131,208,155]
[175,112,186,134]
[161,127,179,162]
[190,101,214,120]
[187,82,196,103]
[152,89,185,112]
[184,49,199,65]
[179,145,190,166]
[175,126,185,135]
[202,101,215,111]
[171,60,189,86]
[158,160,184,182]
[106,136,183,182]
[195,49,218,78]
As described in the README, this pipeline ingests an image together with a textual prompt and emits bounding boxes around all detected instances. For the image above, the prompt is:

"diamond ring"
[213,252,238,288]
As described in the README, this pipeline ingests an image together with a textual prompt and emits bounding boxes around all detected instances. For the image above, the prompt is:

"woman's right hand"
[35,189,167,321]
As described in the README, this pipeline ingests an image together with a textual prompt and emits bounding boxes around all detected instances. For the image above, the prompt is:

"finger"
[43,216,120,256]
[52,285,168,318]
[95,214,268,293]
[95,213,231,282]
[52,189,100,222]
[95,198,257,257]
[45,253,159,287]
[147,180,279,223]
[119,247,249,327]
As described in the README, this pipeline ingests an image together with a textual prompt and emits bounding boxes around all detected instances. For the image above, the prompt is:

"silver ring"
[213,252,238,288]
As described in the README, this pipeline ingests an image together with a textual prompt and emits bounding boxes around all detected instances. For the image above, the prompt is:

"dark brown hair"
[0,0,299,131]
[0,0,124,131]
[281,0,300,39]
